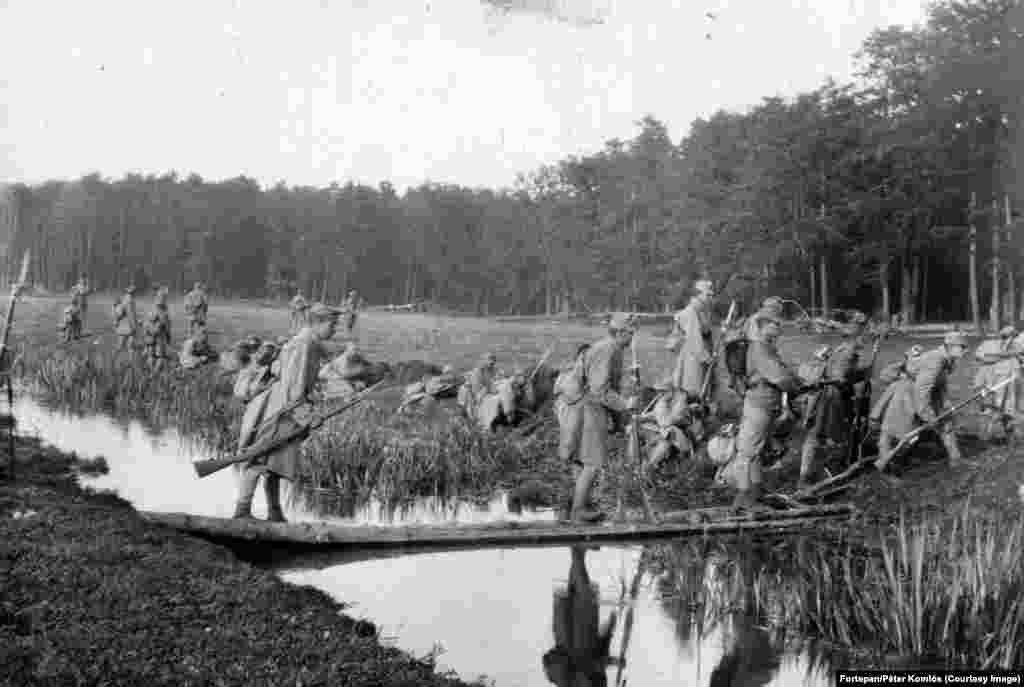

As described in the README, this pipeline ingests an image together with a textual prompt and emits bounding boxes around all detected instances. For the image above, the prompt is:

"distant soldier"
[59,305,81,343]
[70,276,90,334]
[458,352,499,419]
[233,342,278,403]
[112,285,139,352]
[179,327,217,370]
[219,340,255,376]
[183,282,209,335]
[731,311,799,509]
[569,313,638,523]
[874,331,968,475]
[341,289,361,335]
[671,279,715,399]
[290,291,310,333]
[745,297,784,340]
[974,325,1021,432]
[797,312,872,489]
[233,303,342,521]
[143,292,172,369]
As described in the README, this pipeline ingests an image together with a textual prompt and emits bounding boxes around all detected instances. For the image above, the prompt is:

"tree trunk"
[809,262,817,314]
[970,192,982,333]
[819,253,829,319]
[991,197,1002,332]
[921,253,930,323]
[1007,195,1017,324]
[880,259,891,320]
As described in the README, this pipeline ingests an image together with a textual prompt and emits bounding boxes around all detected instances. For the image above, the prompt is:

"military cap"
[694,279,714,295]
[1000,325,1016,338]
[308,302,344,322]
[608,312,636,332]
[943,331,968,347]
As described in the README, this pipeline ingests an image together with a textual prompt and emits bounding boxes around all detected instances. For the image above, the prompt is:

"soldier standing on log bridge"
[671,279,715,400]
[797,310,872,489]
[732,311,799,509]
[233,303,341,521]
[568,312,638,524]
[184,282,208,336]
[874,331,968,477]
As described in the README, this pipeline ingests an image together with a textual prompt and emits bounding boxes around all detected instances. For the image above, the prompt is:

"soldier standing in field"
[70,276,90,336]
[731,311,799,509]
[797,311,872,489]
[184,282,208,335]
[671,279,715,399]
[143,288,172,369]
[874,331,968,476]
[112,285,139,353]
[290,290,310,334]
[569,313,638,523]
[341,289,360,335]
[233,303,341,522]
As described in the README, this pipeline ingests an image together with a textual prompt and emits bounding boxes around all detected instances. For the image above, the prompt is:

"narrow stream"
[14,394,844,686]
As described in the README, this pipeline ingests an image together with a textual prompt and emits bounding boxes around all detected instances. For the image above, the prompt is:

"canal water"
[13,394,841,687]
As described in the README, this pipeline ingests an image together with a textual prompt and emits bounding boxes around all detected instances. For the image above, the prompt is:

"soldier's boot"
[234,469,260,519]
[570,465,605,523]
[264,473,287,523]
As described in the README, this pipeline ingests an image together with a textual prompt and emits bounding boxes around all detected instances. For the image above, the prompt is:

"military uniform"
[731,315,799,507]
[290,294,309,333]
[184,283,208,335]
[974,326,1020,417]
[180,331,217,370]
[113,289,138,351]
[672,292,714,398]
[875,333,966,472]
[318,344,371,400]
[143,303,172,366]
[458,353,498,419]
[234,303,340,521]
[555,346,589,464]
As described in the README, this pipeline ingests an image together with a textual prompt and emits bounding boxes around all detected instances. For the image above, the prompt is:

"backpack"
[722,337,750,392]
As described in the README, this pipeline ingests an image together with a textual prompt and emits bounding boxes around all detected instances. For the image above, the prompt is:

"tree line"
[1,0,1022,328]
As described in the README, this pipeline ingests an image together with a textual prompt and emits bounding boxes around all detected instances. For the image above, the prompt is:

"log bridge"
[141,502,855,552]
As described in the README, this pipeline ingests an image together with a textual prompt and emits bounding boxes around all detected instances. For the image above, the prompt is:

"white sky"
[0,0,928,192]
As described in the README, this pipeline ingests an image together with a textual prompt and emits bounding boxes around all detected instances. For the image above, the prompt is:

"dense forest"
[1,0,1023,328]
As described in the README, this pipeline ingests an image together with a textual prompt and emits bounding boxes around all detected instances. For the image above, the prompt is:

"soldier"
[671,279,715,399]
[797,311,872,488]
[70,277,89,336]
[318,342,371,400]
[290,291,310,333]
[219,340,254,375]
[555,343,590,517]
[570,313,638,523]
[458,352,499,419]
[112,285,139,352]
[745,297,784,339]
[641,376,699,473]
[233,342,278,403]
[973,325,1020,432]
[179,327,217,370]
[59,305,81,343]
[731,311,799,509]
[184,282,208,335]
[143,293,172,369]
[233,303,341,521]
[874,331,968,475]
[341,289,360,335]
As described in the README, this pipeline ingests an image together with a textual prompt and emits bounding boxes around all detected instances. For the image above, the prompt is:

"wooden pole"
[1007,194,1016,324]
[970,192,982,334]
[992,197,1002,332]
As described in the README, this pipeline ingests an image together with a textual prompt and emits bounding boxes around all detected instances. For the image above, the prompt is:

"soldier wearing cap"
[234,302,341,521]
[143,294,172,369]
[671,279,716,399]
[180,326,218,370]
[184,282,209,336]
[233,341,278,403]
[973,325,1020,425]
[458,351,499,419]
[290,290,310,334]
[113,285,139,352]
[731,310,799,508]
[797,310,873,488]
[567,312,639,523]
[745,297,784,339]
[875,331,968,474]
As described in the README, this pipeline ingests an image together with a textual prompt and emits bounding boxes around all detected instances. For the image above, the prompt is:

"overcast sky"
[0,0,928,192]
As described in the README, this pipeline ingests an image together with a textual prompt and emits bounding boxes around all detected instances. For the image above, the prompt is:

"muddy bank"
[0,436,480,687]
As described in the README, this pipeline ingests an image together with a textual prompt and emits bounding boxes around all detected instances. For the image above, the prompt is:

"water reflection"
[276,536,840,687]
[11,394,556,526]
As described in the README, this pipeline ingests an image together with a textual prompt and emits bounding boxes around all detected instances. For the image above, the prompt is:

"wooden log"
[140,503,856,550]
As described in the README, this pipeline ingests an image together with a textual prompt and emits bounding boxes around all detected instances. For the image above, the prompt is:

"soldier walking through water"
[233,303,341,521]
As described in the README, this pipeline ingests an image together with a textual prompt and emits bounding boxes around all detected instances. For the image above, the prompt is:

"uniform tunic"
[974,338,1020,412]
[458,363,497,418]
[555,356,588,462]
[318,348,370,400]
[579,336,630,468]
[144,305,172,360]
[113,295,138,338]
[879,348,951,437]
[180,337,217,369]
[233,362,273,402]
[672,299,713,397]
[238,327,327,481]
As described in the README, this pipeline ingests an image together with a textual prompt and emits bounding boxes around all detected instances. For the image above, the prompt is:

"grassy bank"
[0,436,481,686]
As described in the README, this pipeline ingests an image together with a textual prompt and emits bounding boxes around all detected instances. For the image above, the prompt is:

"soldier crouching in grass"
[233,303,341,521]
[567,313,639,524]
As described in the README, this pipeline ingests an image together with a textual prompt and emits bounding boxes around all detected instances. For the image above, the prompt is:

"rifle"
[700,299,736,404]
[888,374,1016,459]
[613,335,658,524]
[193,379,390,478]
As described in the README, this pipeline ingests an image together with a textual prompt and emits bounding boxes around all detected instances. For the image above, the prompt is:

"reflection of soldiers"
[671,279,715,399]
[874,332,968,474]
[542,545,618,687]
[709,541,782,687]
